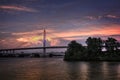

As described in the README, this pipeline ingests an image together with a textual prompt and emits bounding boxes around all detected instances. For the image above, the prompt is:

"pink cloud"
[0,5,37,12]
[85,14,120,20]
[106,15,120,19]
[85,16,102,20]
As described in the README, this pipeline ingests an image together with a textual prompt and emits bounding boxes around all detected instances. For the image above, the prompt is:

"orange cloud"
[13,24,120,46]
[16,36,42,44]
[0,5,37,12]
[52,24,120,40]
[16,35,59,46]
[50,39,60,46]
[17,38,28,42]
[1,24,119,48]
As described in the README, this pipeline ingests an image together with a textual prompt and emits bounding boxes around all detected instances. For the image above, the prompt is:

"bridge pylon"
[43,28,46,57]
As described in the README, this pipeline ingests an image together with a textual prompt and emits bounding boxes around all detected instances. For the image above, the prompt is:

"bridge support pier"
[43,48,46,57]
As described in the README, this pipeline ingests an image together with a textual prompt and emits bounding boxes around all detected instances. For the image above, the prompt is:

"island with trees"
[64,37,120,61]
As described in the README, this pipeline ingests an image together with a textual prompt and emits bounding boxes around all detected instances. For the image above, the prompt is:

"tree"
[64,37,120,61]
[115,42,120,51]
[64,40,86,60]
[86,37,103,56]
[105,37,118,52]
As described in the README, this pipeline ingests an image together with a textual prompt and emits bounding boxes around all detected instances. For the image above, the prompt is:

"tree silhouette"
[86,37,103,58]
[64,40,86,60]
[64,37,120,61]
[105,37,118,52]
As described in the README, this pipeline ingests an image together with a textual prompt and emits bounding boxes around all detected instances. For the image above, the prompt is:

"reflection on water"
[0,58,120,80]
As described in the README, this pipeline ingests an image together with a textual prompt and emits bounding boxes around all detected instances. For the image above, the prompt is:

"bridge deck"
[0,46,68,51]
[0,46,119,51]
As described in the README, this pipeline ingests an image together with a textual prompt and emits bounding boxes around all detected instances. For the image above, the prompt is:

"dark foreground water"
[0,58,120,80]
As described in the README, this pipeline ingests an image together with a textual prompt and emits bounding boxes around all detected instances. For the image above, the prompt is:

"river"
[0,58,120,80]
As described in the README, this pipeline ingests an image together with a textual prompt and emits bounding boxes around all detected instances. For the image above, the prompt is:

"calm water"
[0,58,120,80]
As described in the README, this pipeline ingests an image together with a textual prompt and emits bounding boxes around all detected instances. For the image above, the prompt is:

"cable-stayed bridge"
[0,29,119,56]
[0,29,68,56]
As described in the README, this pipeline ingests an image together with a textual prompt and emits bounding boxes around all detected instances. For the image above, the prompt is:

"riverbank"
[64,51,120,61]
[64,37,120,62]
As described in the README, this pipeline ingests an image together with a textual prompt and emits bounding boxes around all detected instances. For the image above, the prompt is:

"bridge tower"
[43,28,46,57]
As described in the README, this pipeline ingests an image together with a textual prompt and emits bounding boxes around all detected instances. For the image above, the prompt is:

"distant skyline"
[0,0,120,49]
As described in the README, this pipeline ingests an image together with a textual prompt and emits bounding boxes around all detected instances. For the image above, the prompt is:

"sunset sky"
[0,0,120,49]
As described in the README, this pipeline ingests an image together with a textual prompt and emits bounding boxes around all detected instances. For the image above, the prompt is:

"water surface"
[0,58,120,80]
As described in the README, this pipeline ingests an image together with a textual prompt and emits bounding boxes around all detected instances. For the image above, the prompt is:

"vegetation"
[64,37,120,61]
[64,41,86,60]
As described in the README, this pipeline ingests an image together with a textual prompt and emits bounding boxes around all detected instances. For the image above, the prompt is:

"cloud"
[11,29,55,36]
[0,24,120,49]
[106,15,120,19]
[51,24,120,41]
[0,5,37,12]
[0,18,120,48]
[0,31,14,39]
[85,16,102,20]
[85,14,120,20]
